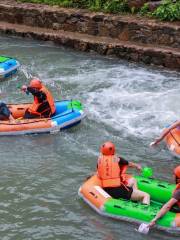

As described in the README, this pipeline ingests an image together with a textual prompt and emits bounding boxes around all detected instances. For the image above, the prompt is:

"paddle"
[149,141,156,147]
[137,223,150,234]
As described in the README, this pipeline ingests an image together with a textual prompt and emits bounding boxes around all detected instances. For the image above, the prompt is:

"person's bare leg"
[131,189,150,205]
[127,177,138,190]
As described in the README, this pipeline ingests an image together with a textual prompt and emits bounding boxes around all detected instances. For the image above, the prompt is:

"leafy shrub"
[88,0,104,11]
[19,0,130,13]
[103,0,130,13]
[152,0,180,21]
[18,0,180,21]
[59,0,73,8]
[139,3,150,16]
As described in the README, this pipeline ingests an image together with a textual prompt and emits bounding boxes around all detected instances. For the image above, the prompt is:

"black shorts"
[24,108,51,119]
[104,185,133,200]
[24,110,40,119]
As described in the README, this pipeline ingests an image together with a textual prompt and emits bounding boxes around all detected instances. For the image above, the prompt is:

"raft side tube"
[135,175,175,203]
[79,175,111,209]
[104,198,176,228]
[0,56,20,78]
[164,127,180,158]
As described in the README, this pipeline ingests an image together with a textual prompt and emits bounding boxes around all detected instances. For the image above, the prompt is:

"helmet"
[100,141,115,156]
[174,166,180,178]
[29,78,42,89]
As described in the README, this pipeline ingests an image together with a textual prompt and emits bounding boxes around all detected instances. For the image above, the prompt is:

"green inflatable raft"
[79,169,180,232]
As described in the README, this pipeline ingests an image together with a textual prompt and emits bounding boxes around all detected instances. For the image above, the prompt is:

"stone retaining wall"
[0,0,179,70]
[0,2,179,48]
[1,21,179,70]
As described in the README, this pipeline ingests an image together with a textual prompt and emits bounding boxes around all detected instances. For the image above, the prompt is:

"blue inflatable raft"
[0,55,20,79]
[0,100,85,135]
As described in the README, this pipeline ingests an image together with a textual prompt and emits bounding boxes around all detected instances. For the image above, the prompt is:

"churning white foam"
[77,63,180,138]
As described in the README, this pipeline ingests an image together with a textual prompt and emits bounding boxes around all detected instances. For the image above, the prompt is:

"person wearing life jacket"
[0,101,15,122]
[21,78,56,119]
[150,120,180,147]
[148,165,180,228]
[97,141,150,204]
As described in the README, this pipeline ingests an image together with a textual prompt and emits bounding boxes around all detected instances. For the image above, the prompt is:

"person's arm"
[128,162,142,171]
[9,113,15,121]
[21,85,46,102]
[118,157,129,166]
[151,121,180,146]
[118,157,129,182]
[27,87,46,102]
[118,157,141,171]
[148,198,177,227]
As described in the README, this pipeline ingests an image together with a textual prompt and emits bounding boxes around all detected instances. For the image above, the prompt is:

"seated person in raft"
[97,141,150,205]
[0,101,15,122]
[21,78,56,119]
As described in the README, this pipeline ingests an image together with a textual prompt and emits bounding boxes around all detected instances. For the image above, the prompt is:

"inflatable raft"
[79,174,180,232]
[0,100,85,135]
[0,56,20,78]
[164,126,180,158]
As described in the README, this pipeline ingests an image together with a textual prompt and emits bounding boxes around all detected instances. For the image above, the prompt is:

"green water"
[0,35,179,239]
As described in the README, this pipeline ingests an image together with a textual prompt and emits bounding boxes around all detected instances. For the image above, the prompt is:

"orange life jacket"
[28,84,55,117]
[174,183,180,207]
[97,155,127,188]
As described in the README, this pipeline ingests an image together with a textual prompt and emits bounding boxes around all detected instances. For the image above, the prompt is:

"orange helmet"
[100,141,115,156]
[174,166,180,178]
[29,78,42,89]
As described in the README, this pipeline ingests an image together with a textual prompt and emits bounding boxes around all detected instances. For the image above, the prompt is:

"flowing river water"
[0,35,180,240]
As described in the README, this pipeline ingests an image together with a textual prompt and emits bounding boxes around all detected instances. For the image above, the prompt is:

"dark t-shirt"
[27,87,47,103]
[118,157,129,167]
[173,189,180,201]
[26,87,51,117]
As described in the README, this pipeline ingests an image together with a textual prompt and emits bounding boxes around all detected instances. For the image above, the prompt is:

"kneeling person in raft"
[97,141,150,205]
[21,78,56,119]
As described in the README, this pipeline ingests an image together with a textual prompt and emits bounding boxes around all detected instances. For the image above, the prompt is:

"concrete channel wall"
[0,0,179,70]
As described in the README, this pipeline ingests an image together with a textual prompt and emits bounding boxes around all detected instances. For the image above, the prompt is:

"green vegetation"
[19,0,180,21]
[152,0,180,21]
[19,0,130,12]
[139,3,150,16]
[102,0,129,13]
